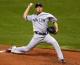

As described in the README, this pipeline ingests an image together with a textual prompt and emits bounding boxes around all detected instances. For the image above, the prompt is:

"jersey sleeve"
[26,15,32,21]
[50,16,57,23]
[48,14,57,23]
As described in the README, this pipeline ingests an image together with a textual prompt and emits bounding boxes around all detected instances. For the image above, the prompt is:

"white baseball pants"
[11,33,64,59]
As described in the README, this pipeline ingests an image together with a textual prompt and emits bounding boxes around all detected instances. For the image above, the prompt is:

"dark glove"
[47,26,56,35]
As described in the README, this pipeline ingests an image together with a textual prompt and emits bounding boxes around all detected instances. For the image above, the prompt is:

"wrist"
[56,28,58,31]
[28,6,31,9]
[56,29,58,34]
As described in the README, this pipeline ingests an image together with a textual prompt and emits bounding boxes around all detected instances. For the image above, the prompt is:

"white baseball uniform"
[11,12,64,59]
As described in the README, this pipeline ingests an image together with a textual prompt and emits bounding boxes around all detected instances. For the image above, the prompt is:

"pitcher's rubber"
[0,45,80,65]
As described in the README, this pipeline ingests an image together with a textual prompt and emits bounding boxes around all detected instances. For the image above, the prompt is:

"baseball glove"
[47,26,56,34]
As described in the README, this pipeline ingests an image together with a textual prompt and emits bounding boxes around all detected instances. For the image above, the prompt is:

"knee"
[24,47,32,52]
[50,40,58,45]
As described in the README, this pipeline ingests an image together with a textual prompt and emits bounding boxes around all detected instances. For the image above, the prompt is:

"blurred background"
[0,0,80,51]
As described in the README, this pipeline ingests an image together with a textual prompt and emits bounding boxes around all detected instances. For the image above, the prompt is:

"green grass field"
[0,0,80,51]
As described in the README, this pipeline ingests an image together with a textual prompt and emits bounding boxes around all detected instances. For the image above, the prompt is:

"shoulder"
[42,12,55,17]
[41,12,50,15]
[31,14,37,17]
[42,12,52,15]
[27,14,36,17]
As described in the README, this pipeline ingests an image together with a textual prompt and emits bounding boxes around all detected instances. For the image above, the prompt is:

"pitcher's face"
[35,6,43,13]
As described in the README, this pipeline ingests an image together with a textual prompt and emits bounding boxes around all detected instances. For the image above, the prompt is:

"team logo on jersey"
[33,18,45,22]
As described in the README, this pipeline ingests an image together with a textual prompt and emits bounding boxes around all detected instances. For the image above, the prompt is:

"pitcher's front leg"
[44,34,64,60]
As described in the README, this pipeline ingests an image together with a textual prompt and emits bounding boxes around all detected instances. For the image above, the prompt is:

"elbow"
[23,15,26,20]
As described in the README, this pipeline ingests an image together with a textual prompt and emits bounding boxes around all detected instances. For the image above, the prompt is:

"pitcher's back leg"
[11,35,42,53]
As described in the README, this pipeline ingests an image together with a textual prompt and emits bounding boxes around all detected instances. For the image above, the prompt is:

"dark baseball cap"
[35,3,43,8]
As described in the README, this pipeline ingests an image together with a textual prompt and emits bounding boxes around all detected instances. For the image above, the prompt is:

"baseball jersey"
[26,12,57,33]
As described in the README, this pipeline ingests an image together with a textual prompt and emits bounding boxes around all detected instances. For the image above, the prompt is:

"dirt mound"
[0,45,80,65]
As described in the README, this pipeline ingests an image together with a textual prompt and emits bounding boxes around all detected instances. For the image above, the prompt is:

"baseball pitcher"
[6,3,65,63]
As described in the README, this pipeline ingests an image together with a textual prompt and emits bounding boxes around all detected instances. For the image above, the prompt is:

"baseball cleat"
[58,59,66,63]
[6,46,16,53]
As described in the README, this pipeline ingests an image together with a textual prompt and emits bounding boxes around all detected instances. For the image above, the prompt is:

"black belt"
[34,31,48,35]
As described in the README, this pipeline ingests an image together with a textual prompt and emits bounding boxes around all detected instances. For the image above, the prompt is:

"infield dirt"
[0,45,80,65]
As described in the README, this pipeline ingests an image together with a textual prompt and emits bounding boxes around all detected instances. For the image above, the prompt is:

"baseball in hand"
[30,3,33,6]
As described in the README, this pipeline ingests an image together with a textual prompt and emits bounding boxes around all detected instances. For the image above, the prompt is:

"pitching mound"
[0,45,80,65]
